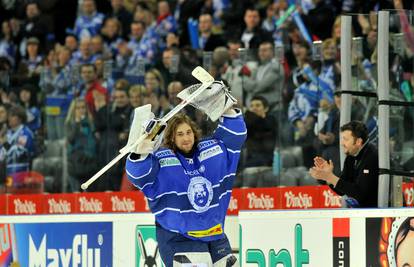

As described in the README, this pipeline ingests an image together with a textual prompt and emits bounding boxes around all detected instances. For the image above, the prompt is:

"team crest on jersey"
[187,176,213,212]
[159,157,180,167]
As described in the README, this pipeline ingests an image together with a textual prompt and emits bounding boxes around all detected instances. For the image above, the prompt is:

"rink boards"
[1,208,414,266]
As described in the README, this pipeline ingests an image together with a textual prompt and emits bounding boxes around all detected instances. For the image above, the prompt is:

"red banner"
[239,187,281,210]
[73,191,149,213]
[279,185,321,209]
[1,183,412,215]
[74,192,112,213]
[0,195,7,214]
[7,194,45,215]
[107,191,148,213]
[319,186,342,208]
[44,193,78,214]
[227,189,242,215]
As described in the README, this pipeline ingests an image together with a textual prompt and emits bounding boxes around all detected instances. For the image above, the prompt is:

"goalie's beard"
[176,145,196,158]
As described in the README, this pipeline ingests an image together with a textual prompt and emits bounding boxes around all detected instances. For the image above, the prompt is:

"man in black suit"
[239,8,273,50]
[309,121,379,207]
[198,13,225,51]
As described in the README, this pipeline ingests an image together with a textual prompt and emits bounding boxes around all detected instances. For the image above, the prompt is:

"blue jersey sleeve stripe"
[125,166,153,180]
[218,190,232,200]
[135,181,155,190]
[180,203,220,213]
[153,207,181,216]
[214,172,235,186]
[217,124,247,135]
[147,190,187,201]
[226,148,241,153]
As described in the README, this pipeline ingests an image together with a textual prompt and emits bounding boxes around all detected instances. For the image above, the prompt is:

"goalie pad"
[173,252,212,267]
[177,81,237,121]
[213,255,238,267]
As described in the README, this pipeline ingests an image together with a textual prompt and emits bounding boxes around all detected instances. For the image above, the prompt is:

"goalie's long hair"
[163,113,202,151]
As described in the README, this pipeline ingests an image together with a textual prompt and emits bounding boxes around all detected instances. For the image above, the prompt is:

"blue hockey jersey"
[126,112,246,241]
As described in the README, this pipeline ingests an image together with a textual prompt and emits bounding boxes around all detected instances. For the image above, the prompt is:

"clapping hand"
[309,156,338,186]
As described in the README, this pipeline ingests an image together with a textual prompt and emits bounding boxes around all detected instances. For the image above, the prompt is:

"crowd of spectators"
[0,0,413,193]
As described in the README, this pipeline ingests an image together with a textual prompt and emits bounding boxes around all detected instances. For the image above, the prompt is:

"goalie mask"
[177,81,237,121]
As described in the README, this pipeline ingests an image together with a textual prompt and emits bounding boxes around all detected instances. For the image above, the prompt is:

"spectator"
[222,39,257,106]
[126,20,146,52]
[288,68,319,168]
[64,34,78,54]
[144,68,165,96]
[18,84,41,134]
[241,41,285,111]
[109,0,133,39]
[16,37,43,83]
[128,84,145,108]
[73,0,105,40]
[261,1,288,43]
[165,32,179,49]
[90,35,110,59]
[155,1,177,50]
[100,17,123,57]
[0,105,35,175]
[93,85,132,191]
[197,13,225,51]
[301,0,335,40]
[173,0,204,47]
[71,37,97,65]
[320,38,340,88]
[0,103,8,184]
[0,104,8,135]
[167,81,183,107]
[132,7,158,52]
[221,0,254,40]
[0,21,17,66]
[65,97,97,192]
[309,120,379,207]
[156,46,199,87]
[239,8,273,50]
[242,95,277,187]
[143,92,168,118]
[331,16,341,47]
[17,2,50,56]
[316,90,341,176]
[285,41,311,106]
[94,57,116,93]
[117,20,156,74]
[40,46,73,140]
[211,46,230,80]
[79,63,109,115]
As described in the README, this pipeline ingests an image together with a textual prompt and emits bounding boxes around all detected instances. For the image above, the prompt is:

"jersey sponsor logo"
[198,145,223,162]
[155,150,174,158]
[12,222,112,266]
[187,176,213,212]
[159,157,181,168]
[184,169,200,176]
[197,139,218,150]
[187,223,223,238]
